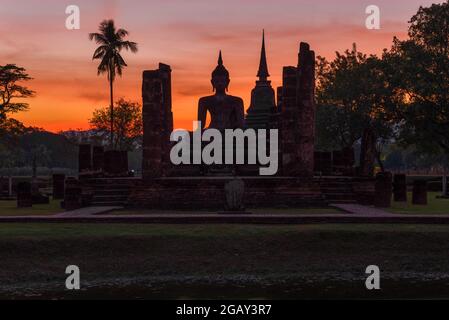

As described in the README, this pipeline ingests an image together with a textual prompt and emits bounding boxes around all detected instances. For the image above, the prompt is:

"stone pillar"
[332,150,344,174]
[52,174,66,200]
[296,42,316,177]
[412,180,428,205]
[374,172,392,208]
[17,182,32,208]
[8,177,12,197]
[276,87,283,112]
[343,147,355,176]
[359,128,376,177]
[393,174,407,202]
[142,63,173,181]
[64,178,82,211]
[280,66,298,175]
[104,150,128,176]
[223,179,245,212]
[92,146,104,171]
[314,152,332,176]
[0,178,6,195]
[442,173,448,197]
[78,144,92,173]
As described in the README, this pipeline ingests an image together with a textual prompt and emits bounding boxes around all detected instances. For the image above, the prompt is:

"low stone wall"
[128,177,326,210]
[351,178,376,205]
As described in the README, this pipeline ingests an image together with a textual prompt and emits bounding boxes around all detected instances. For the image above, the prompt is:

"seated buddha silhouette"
[198,51,245,130]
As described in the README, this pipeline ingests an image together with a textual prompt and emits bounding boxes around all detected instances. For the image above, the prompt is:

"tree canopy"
[386,1,449,157]
[0,64,35,121]
[89,98,142,151]
[315,45,399,170]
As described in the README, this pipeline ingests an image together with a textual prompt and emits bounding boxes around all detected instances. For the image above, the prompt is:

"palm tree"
[89,20,138,148]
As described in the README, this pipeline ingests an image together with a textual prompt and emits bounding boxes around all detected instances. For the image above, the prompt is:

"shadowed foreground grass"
[2,223,449,299]
[0,200,62,216]
[390,192,449,215]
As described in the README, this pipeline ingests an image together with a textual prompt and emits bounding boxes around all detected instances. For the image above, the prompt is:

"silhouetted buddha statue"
[198,51,245,130]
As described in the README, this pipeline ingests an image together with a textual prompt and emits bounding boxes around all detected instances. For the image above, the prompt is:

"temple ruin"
[75,33,376,210]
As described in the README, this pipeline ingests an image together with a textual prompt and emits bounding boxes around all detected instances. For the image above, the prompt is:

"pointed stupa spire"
[212,50,229,79]
[257,30,270,81]
[218,50,223,66]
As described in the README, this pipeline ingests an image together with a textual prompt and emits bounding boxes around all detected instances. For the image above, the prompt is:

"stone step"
[92,189,133,196]
[91,200,128,206]
[91,185,135,191]
[320,181,354,186]
[328,199,357,204]
[321,187,353,192]
[324,193,356,200]
[87,179,139,186]
[93,195,129,200]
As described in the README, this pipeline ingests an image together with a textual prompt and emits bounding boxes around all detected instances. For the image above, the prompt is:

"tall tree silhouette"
[385,1,449,195]
[0,64,35,121]
[89,20,138,148]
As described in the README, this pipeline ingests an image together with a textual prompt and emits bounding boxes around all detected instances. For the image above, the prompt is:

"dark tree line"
[316,1,449,180]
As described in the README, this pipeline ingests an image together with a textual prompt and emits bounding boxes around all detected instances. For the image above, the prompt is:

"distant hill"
[16,130,142,173]
[19,131,78,169]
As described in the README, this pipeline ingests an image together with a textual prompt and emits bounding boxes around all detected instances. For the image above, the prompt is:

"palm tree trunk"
[109,68,114,150]
[443,173,448,196]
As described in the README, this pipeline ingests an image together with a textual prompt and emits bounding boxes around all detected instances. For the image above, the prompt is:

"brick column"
[52,174,66,200]
[280,66,298,175]
[280,42,316,177]
[296,42,316,177]
[92,146,104,171]
[142,63,173,181]
[78,144,92,173]
[17,182,32,208]
[64,178,82,211]
[375,172,392,208]
[393,174,407,202]
[412,180,428,205]
[360,128,376,177]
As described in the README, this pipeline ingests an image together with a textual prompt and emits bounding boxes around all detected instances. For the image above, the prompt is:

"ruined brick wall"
[128,177,325,210]
[280,66,299,175]
[296,42,316,177]
[142,64,173,181]
[279,42,316,177]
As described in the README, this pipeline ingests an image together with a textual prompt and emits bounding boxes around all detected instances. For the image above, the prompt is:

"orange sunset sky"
[0,0,443,132]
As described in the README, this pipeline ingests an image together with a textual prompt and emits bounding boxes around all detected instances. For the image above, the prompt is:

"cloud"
[78,91,109,103]
[176,85,211,97]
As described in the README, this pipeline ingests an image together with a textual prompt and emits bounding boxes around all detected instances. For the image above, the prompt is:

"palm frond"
[92,45,109,60]
[90,19,138,83]
[97,54,110,75]
[88,32,108,45]
[116,28,129,39]
[121,41,138,53]
[115,54,127,77]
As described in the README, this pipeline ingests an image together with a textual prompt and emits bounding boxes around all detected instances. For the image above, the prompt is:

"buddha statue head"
[211,51,230,93]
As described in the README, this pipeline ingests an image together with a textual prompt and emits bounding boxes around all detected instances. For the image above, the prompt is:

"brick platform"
[129,176,326,210]
[78,175,375,209]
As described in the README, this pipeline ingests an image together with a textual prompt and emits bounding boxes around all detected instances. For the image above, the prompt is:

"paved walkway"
[1,204,449,224]
[330,204,396,217]
[55,206,123,218]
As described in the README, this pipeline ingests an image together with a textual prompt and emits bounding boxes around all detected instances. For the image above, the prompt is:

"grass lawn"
[0,199,62,216]
[2,223,449,299]
[112,207,342,215]
[389,192,449,215]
